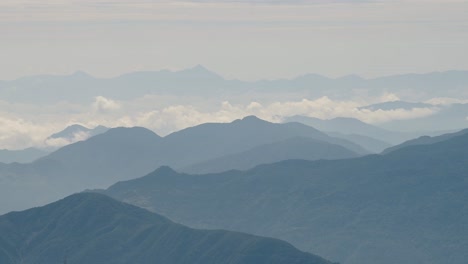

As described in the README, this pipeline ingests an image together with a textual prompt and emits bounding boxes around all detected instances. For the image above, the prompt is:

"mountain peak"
[241,115,263,122]
[48,124,90,139]
[179,65,222,79]
[1,192,332,264]
[152,165,177,175]
[230,115,271,126]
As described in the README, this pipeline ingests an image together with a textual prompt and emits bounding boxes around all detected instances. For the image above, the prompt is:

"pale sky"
[1,0,468,80]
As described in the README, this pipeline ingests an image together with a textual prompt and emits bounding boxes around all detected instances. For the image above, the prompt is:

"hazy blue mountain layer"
[0,192,333,264]
[47,124,109,141]
[284,115,439,145]
[0,148,49,164]
[182,137,359,174]
[382,128,468,154]
[378,103,468,132]
[101,131,468,264]
[326,132,391,153]
[0,125,108,164]
[0,116,366,213]
[358,100,433,111]
[1,68,467,103]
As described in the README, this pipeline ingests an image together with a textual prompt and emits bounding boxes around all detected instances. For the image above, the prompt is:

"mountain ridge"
[101,130,468,264]
[0,192,333,264]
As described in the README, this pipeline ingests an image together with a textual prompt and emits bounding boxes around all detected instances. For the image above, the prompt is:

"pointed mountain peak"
[153,166,178,175]
[48,124,90,139]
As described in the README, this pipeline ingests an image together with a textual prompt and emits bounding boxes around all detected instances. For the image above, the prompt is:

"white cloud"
[92,96,121,113]
[43,131,91,148]
[378,92,400,103]
[0,93,443,150]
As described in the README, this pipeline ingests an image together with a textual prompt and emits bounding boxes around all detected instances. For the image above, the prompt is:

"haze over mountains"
[0,124,109,164]
[2,67,468,150]
[382,128,468,154]
[0,192,332,264]
[45,124,109,146]
[0,148,48,164]
[0,116,369,213]
[2,68,468,103]
[1,68,467,264]
[182,137,359,174]
[4,0,468,262]
[100,129,468,264]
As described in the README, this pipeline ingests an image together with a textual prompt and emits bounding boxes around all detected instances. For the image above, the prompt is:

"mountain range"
[0,116,367,214]
[0,192,333,264]
[182,136,358,174]
[382,128,468,154]
[0,148,49,164]
[283,115,450,147]
[1,68,468,103]
[100,129,468,264]
[0,124,109,164]
[46,124,109,143]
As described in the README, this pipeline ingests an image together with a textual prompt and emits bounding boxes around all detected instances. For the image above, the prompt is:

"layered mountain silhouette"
[0,192,332,264]
[1,68,468,103]
[47,124,109,140]
[0,125,108,164]
[378,103,468,132]
[325,133,391,153]
[101,130,468,264]
[44,124,109,147]
[38,116,366,183]
[382,127,468,154]
[157,116,368,168]
[358,100,433,111]
[0,147,49,164]
[182,137,359,173]
[0,116,367,213]
[284,115,420,146]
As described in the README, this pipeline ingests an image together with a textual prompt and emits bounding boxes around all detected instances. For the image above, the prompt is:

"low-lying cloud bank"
[0,94,447,150]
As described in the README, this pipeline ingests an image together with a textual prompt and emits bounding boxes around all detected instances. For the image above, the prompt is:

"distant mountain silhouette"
[0,192,332,264]
[182,137,359,174]
[0,125,109,164]
[102,131,468,264]
[0,147,49,164]
[378,103,468,132]
[0,116,366,213]
[1,69,468,103]
[159,116,368,168]
[44,124,109,147]
[382,127,468,154]
[284,116,407,145]
[358,100,433,111]
[40,126,163,186]
[326,132,391,153]
[47,124,109,140]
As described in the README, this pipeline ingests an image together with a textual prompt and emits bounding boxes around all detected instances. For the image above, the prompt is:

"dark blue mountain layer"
[0,193,332,264]
[102,131,468,264]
